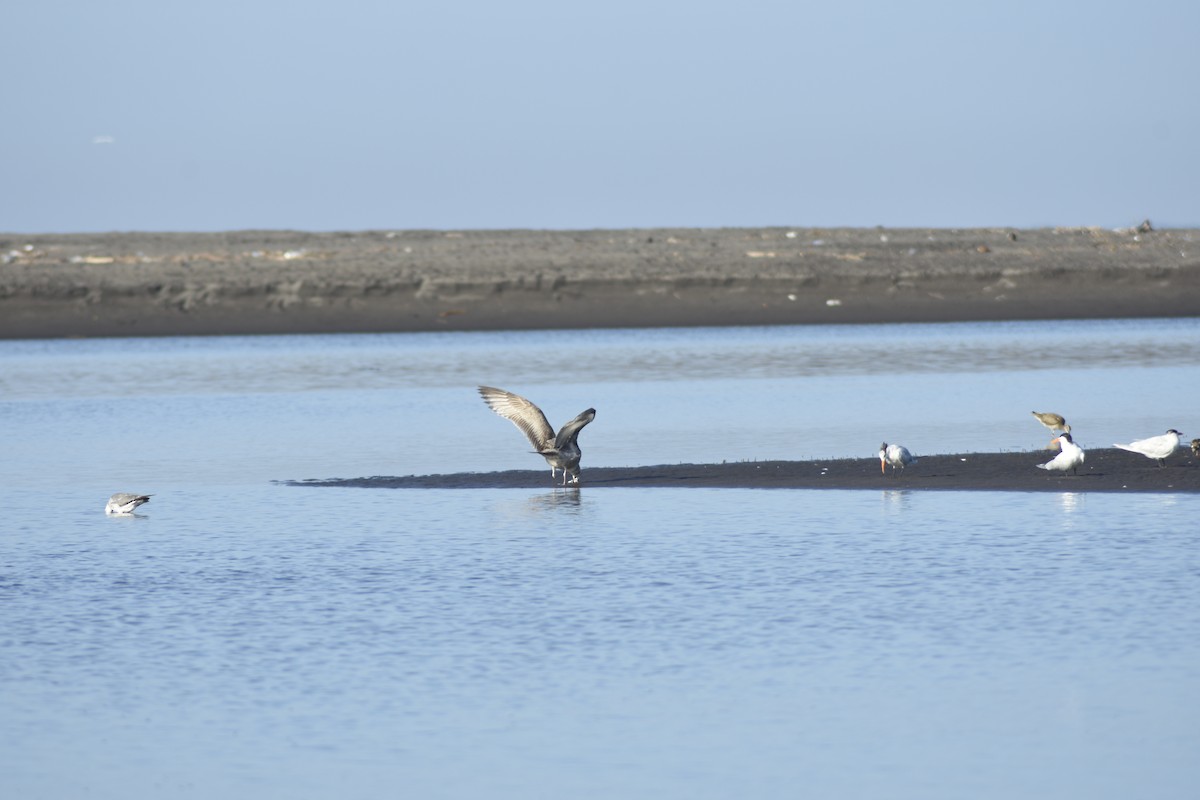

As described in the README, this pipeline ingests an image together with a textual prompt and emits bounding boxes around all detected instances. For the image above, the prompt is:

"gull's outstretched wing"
[479,386,555,450]
[555,408,596,450]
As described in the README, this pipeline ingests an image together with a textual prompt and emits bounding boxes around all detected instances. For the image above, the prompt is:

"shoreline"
[286,449,1200,494]
[2,226,1199,338]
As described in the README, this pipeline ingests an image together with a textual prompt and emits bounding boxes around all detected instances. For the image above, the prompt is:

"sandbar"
[287,448,1200,494]
[3,225,1198,338]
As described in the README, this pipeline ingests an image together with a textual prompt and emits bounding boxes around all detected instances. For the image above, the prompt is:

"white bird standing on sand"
[1114,429,1183,467]
[105,493,151,515]
[1037,432,1085,475]
[878,442,916,475]
[1031,411,1070,434]
[478,386,596,485]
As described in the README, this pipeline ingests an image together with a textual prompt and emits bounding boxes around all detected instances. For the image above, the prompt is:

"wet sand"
[3,225,1198,337]
[288,448,1200,494]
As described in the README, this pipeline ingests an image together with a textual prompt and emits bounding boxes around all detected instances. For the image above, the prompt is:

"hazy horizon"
[4,1,1197,233]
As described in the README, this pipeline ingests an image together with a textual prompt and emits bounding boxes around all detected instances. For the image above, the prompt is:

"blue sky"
[3,0,1197,232]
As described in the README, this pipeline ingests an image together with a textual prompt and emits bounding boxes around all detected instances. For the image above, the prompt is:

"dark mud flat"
[288,449,1200,493]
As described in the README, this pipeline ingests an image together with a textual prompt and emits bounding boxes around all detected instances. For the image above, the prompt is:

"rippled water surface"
[3,319,1200,799]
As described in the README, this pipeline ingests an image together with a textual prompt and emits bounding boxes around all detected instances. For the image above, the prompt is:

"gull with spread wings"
[478,386,596,485]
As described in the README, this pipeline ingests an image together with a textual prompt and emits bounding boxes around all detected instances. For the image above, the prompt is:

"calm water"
[3,319,1200,799]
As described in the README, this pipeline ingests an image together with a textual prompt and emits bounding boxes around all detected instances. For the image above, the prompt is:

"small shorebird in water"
[1031,411,1070,434]
[105,493,151,515]
[1037,432,1085,476]
[1114,429,1183,467]
[1191,438,1200,458]
[478,386,596,485]
[878,442,917,475]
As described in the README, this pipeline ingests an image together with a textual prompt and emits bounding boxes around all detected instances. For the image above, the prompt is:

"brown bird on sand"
[1031,411,1070,434]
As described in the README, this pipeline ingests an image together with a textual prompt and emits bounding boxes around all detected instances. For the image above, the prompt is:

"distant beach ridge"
[1,226,1197,338]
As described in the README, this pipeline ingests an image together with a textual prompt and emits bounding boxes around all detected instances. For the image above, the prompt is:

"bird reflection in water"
[526,488,584,515]
[880,489,912,512]
[1057,492,1083,514]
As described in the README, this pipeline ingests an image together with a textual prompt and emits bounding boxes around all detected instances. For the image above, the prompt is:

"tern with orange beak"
[1036,432,1085,476]
[878,442,916,475]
